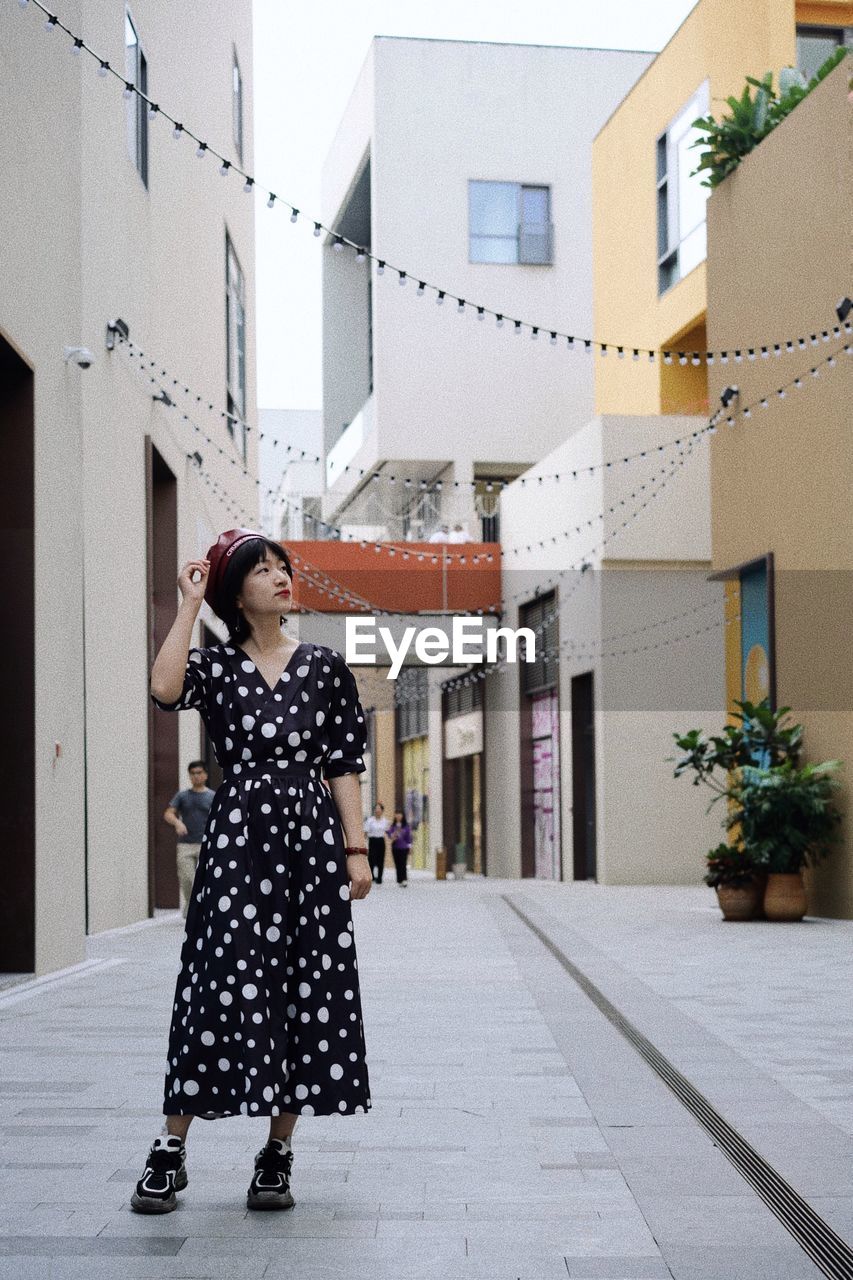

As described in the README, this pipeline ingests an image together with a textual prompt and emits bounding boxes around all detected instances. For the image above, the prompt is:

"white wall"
[491,413,724,883]
[322,38,654,513]
[1,0,256,971]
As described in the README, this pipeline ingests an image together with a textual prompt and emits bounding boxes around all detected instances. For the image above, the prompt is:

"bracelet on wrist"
[344,845,368,856]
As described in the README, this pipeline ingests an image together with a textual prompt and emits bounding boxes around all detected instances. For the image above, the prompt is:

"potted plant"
[703,841,763,921]
[670,699,802,921]
[726,760,843,921]
[690,48,849,189]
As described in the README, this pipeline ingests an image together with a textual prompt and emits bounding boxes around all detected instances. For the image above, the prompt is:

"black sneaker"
[247,1137,295,1210]
[130,1135,188,1214]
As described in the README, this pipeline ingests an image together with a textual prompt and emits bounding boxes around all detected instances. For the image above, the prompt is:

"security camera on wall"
[63,345,95,369]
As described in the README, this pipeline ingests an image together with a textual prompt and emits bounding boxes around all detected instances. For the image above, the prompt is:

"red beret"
[204,527,266,619]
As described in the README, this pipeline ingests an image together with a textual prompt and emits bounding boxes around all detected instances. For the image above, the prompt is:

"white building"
[259,408,324,539]
[484,415,725,884]
[320,37,655,541]
[1,0,256,976]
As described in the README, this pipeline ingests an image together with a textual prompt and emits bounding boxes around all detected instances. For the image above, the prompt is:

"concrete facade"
[488,414,725,885]
[705,60,853,918]
[1,0,257,975]
[320,37,655,536]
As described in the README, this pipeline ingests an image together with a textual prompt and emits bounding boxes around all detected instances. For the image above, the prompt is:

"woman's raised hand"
[178,559,210,606]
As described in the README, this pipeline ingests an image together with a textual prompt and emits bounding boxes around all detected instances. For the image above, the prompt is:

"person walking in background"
[387,809,413,887]
[164,761,215,918]
[364,802,390,884]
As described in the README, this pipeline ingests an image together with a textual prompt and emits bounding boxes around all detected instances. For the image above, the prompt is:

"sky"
[252,0,699,413]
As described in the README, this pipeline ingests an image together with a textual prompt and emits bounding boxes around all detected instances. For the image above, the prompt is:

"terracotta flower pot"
[716,880,762,921]
[763,871,808,922]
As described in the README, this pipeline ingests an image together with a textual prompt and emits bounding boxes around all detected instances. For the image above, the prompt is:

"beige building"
[486,414,724,884]
[1,0,257,977]
[704,59,852,917]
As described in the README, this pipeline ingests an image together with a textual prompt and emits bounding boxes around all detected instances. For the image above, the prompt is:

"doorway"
[146,439,180,911]
[571,672,597,880]
[0,334,35,972]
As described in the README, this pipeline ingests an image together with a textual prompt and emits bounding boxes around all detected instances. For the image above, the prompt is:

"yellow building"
[593,0,853,419]
[593,0,852,916]
[704,59,852,918]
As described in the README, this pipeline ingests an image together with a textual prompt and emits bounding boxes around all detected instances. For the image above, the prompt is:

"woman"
[363,801,389,884]
[386,809,413,887]
[132,528,373,1215]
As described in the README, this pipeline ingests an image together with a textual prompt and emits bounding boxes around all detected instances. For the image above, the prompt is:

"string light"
[18,0,848,372]
[116,335,848,566]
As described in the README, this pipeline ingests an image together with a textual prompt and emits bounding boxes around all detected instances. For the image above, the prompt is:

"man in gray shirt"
[164,761,215,918]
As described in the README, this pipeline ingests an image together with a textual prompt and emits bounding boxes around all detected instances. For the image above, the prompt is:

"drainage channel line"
[503,894,853,1280]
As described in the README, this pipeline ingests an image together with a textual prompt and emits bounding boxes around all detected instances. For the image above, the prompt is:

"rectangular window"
[469,181,553,265]
[225,233,247,459]
[519,594,558,695]
[446,680,483,719]
[397,669,429,742]
[796,25,853,81]
[232,50,244,164]
[656,81,709,295]
[125,10,148,187]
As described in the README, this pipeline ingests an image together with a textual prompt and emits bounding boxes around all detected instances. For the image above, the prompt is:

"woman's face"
[236,549,292,618]
[374,805,383,818]
[394,811,404,824]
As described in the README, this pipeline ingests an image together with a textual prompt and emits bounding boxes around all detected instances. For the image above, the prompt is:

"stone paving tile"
[3,882,852,1280]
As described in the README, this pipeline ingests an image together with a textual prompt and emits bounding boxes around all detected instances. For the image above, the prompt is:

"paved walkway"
[0,877,850,1279]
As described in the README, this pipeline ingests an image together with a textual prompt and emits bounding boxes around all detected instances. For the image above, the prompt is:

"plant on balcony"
[690,47,849,189]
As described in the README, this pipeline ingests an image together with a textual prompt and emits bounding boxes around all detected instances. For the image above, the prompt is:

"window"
[656,81,710,294]
[225,233,247,459]
[519,594,558,694]
[232,50,244,164]
[125,11,148,186]
[397,669,429,741]
[796,25,853,81]
[469,181,553,265]
[446,679,483,719]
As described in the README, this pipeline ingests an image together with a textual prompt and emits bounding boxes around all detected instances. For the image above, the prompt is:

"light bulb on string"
[123,81,134,98]
[266,193,276,208]
[173,123,184,139]
[147,102,159,120]
[71,37,83,52]
[416,281,425,296]
[333,236,344,252]
[98,60,110,77]
[313,222,322,237]
[219,160,231,176]
[243,177,254,193]
[45,14,59,31]
[196,142,207,158]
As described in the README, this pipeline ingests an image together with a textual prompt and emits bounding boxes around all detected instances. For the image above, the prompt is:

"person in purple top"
[386,809,413,887]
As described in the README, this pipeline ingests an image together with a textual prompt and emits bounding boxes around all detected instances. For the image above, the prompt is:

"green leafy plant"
[703,841,761,888]
[690,47,849,188]
[726,760,843,874]
[670,699,802,806]
[670,700,842,885]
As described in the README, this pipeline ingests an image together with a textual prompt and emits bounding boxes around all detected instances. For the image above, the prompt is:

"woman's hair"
[218,536,294,644]
[374,802,385,812]
[393,809,405,822]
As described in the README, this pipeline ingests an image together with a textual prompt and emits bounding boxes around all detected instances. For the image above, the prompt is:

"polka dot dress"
[150,642,372,1120]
